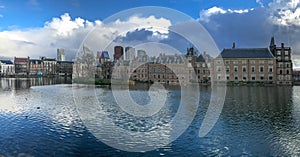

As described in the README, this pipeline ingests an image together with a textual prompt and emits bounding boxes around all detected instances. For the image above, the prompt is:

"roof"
[30,59,42,64]
[217,48,275,59]
[154,54,185,64]
[43,58,56,61]
[57,61,74,64]
[195,54,214,62]
[14,57,29,62]
[101,51,110,59]
[0,60,13,64]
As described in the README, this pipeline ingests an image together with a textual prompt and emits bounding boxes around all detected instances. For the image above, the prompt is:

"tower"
[57,48,65,61]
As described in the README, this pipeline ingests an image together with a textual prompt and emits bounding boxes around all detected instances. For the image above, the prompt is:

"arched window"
[287,70,289,75]
[280,70,282,74]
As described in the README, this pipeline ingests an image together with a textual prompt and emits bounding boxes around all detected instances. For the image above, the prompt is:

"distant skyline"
[0,0,300,67]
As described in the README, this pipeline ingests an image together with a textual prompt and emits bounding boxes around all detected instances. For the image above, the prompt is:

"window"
[197,69,200,74]
[226,75,230,80]
[277,50,281,55]
[285,56,289,61]
[225,61,229,65]
[226,66,230,72]
[287,70,289,75]
[234,66,238,72]
[280,70,282,74]
[252,76,255,80]
[202,63,206,68]
[260,76,264,80]
[217,61,221,65]
[286,63,290,68]
[260,66,264,72]
[285,50,289,55]
[279,63,283,68]
[233,61,238,64]
[203,70,206,74]
[269,76,273,80]
[217,66,221,72]
[235,76,238,80]
[250,60,255,64]
[251,66,255,72]
[242,66,246,72]
[259,61,265,64]
[242,60,247,64]
[269,66,273,72]
[207,63,211,68]
[268,60,273,65]
[243,76,247,80]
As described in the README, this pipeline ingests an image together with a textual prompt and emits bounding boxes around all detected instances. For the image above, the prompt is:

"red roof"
[14,57,29,62]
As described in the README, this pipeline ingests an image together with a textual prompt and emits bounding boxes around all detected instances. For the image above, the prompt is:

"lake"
[0,78,299,156]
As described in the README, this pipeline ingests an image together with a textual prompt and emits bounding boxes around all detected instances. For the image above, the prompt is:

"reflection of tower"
[114,46,124,61]
[125,47,136,61]
[57,48,65,61]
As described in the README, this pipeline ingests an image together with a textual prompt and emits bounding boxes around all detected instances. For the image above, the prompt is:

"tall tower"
[57,48,65,61]
[125,47,136,61]
[114,46,124,61]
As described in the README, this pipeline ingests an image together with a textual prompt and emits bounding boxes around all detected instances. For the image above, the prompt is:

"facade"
[0,60,14,76]
[269,37,293,85]
[57,61,73,76]
[29,59,44,75]
[14,57,30,75]
[42,57,57,75]
[214,47,276,83]
[114,46,124,61]
[57,48,66,61]
[125,47,136,61]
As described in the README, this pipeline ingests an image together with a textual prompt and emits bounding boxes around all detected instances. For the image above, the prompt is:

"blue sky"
[0,0,300,67]
[0,0,270,30]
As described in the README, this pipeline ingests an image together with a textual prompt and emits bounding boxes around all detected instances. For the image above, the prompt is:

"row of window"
[218,75,274,81]
[218,66,274,73]
[218,60,274,65]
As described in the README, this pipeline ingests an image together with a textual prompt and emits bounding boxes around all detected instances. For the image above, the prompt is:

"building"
[96,51,113,79]
[125,47,136,61]
[29,59,44,75]
[14,57,30,75]
[57,48,66,61]
[0,60,14,76]
[214,44,276,84]
[42,57,57,75]
[137,50,146,58]
[57,61,73,76]
[269,37,293,85]
[114,46,124,61]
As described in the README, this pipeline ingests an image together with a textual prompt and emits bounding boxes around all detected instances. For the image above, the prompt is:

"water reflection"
[0,78,299,156]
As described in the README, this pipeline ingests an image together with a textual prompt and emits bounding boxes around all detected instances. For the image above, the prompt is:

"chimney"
[232,42,236,49]
[281,43,284,48]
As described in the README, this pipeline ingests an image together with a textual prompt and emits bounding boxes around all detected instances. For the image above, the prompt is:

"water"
[0,78,299,156]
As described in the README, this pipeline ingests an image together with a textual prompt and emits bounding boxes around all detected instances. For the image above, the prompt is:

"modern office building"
[114,46,124,61]
[57,48,66,61]
[125,47,136,61]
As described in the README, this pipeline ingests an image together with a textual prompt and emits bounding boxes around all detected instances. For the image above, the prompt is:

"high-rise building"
[137,50,146,57]
[57,48,66,61]
[125,47,135,61]
[114,46,124,61]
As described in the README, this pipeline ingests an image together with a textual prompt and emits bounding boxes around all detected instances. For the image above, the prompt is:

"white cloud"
[0,5,4,9]
[0,13,171,59]
[269,0,300,26]
[199,6,252,22]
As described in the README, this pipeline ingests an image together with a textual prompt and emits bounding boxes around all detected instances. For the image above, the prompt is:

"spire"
[270,36,275,47]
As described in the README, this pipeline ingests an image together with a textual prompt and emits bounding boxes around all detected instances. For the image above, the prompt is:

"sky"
[0,0,300,66]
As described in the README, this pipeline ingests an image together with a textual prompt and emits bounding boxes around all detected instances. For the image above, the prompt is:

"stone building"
[29,59,44,75]
[57,61,73,76]
[269,37,293,85]
[214,45,276,84]
[0,60,14,76]
[14,57,30,75]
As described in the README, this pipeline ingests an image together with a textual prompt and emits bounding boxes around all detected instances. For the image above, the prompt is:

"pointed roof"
[217,48,275,58]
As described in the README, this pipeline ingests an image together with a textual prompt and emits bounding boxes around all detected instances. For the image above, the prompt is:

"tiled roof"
[0,60,13,64]
[217,48,274,58]
[14,57,29,62]
[155,54,185,64]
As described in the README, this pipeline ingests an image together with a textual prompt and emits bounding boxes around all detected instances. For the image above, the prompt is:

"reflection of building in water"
[57,61,73,76]
[0,60,14,76]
